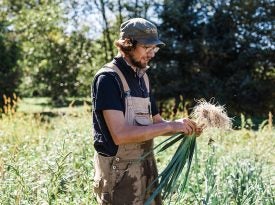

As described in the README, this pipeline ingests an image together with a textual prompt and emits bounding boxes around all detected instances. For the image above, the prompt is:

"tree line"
[0,0,274,117]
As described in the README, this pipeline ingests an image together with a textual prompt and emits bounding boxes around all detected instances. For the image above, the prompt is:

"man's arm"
[103,110,197,145]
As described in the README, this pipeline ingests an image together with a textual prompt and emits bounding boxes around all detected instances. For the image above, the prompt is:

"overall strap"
[104,63,130,93]
[94,66,124,99]
[104,62,150,95]
[143,73,150,94]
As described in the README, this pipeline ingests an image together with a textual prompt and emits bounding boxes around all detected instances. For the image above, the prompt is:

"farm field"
[0,98,274,205]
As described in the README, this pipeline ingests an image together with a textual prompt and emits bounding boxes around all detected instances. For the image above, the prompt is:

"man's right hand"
[172,118,198,135]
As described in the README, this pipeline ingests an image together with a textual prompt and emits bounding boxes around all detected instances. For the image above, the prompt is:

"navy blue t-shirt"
[92,56,158,156]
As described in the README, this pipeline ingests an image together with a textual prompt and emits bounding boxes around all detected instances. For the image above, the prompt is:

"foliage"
[0,4,22,110]
[154,128,275,204]
[145,100,232,204]
[0,102,274,204]
[151,0,275,117]
[0,0,274,115]
[0,106,95,204]
[15,1,95,104]
[1,0,96,105]
[144,134,196,205]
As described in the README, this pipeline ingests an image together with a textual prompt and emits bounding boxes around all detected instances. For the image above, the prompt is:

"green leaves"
[152,0,275,116]
[0,6,22,109]
[1,0,97,104]
[144,135,197,205]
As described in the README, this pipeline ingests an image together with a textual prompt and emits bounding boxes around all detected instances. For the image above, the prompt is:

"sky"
[62,0,161,39]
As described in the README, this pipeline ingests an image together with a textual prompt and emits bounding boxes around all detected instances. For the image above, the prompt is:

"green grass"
[0,101,95,204]
[17,97,91,114]
[154,128,275,204]
[0,99,274,204]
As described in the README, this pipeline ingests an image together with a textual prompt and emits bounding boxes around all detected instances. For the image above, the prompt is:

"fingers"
[182,118,197,135]
[183,124,192,135]
[199,123,207,129]
[173,118,205,136]
[195,123,206,137]
[195,127,203,136]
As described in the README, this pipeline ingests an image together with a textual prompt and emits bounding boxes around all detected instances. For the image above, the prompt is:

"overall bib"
[93,63,162,205]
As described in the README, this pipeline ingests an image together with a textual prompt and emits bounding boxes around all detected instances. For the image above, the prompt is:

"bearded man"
[92,18,200,205]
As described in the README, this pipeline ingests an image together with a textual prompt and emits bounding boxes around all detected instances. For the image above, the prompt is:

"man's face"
[127,45,160,69]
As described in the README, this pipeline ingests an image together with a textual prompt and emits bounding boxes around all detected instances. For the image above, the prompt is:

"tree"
[3,0,97,104]
[0,2,22,111]
[152,0,274,117]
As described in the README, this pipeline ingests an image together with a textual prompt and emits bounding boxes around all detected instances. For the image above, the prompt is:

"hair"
[114,38,138,55]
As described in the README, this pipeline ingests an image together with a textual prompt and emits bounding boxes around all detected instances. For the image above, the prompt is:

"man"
[92,18,200,205]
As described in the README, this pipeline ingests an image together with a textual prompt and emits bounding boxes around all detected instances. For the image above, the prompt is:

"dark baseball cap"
[119,18,165,47]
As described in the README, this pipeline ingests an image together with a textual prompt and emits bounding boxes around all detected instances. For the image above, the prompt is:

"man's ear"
[124,38,134,47]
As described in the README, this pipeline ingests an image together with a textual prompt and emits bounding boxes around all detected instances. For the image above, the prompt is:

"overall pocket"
[93,176,112,204]
[134,114,152,126]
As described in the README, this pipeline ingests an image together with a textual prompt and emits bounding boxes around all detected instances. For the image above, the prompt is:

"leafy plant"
[144,99,232,204]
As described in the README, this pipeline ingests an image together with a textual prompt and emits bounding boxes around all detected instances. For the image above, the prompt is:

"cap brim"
[137,38,165,47]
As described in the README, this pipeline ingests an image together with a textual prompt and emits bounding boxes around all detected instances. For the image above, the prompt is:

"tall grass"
[0,100,274,204]
[145,100,233,204]
[0,107,96,204]
[154,128,275,204]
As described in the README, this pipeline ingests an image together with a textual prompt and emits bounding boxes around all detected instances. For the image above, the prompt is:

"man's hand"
[194,126,203,137]
[172,118,197,135]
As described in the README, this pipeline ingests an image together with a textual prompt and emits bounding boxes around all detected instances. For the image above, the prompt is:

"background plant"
[0,99,274,204]
[0,0,274,116]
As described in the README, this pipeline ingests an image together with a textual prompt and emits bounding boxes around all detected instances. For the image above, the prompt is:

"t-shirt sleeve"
[93,73,124,112]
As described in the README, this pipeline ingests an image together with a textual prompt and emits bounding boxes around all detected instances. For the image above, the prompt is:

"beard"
[127,53,148,69]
